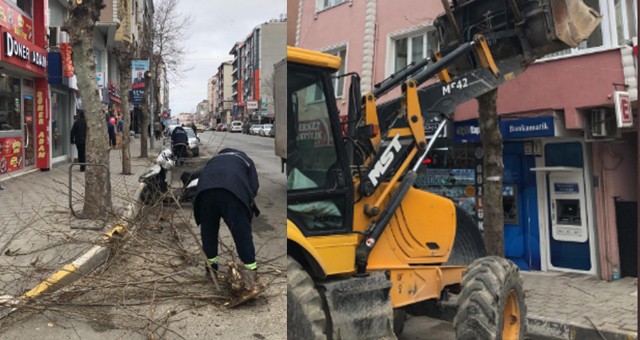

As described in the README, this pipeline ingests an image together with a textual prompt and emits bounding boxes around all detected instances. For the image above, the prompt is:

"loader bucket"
[550,0,601,48]
[434,0,602,66]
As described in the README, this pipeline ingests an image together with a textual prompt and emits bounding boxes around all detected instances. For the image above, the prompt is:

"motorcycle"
[138,148,201,206]
[139,148,174,205]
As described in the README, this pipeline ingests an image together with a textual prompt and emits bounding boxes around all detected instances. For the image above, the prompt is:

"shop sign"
[614,91,632,128]
[0,29,46,76]
[454,120,481,143]
[455,116,555,142]
[109,83,121,103]
[60,43,74,77]
[0,1,33,41]
[247,101,258,109]
[501,116,554,139]
[35,87,50,169]
[0,136,22,174]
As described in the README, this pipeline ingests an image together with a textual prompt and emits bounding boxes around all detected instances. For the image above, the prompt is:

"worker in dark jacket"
[171,126,189,163]
[70,110,87,171]
[194,147,260,274]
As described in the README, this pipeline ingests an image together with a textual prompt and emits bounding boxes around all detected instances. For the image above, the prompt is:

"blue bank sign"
[455,116,555,143]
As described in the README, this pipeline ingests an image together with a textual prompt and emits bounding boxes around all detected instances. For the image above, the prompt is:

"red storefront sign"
[0,27,46,77]
[0,136,23,174]
[0,0,33,41]
[60,43,74,77]
[614,91,632,128]
[35,79,50,169]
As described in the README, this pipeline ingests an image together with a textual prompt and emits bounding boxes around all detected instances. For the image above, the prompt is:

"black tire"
[445,205,487,265]
[140,183,158,205]
[287,256,327,340]
[393,308,406,336]
[454,256,527,340]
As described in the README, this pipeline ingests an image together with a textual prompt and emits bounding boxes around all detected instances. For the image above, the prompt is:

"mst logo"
[368,134,402,186]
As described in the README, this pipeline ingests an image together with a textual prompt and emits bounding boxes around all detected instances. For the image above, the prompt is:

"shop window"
[0,76,22,132]
[390,29,439,74]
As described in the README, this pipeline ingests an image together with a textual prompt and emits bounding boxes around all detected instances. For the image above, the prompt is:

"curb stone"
[0,175,147,319]
[527,316,638,340]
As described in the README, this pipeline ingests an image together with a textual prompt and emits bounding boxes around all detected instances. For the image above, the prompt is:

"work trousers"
[197,189,256,266]
[76,143,86,171]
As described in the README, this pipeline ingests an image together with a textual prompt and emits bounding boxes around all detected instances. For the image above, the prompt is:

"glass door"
[23,93,34,167]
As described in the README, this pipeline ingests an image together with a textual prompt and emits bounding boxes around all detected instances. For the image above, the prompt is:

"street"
[0,131,287,339]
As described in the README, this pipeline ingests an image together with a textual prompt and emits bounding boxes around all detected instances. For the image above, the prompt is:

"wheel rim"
[502,289,521,339]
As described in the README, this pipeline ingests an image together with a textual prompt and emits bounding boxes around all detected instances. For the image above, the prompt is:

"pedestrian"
[154,121,162,141]
[193,147,260,276]
[190,122,198,138]
[107,117,117,149]
[70,110,87,172]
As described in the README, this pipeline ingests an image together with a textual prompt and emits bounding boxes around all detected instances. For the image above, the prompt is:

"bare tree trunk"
[115,46,133,174]
[478,88,504,257]
[67,0,112,217]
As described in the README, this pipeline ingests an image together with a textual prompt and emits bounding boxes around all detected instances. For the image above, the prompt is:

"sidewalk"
[523,271,637,340]
[0,139,162,298]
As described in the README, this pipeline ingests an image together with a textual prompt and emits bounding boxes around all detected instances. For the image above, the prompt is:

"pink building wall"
[297,1,367,114]
[455,50,626,128]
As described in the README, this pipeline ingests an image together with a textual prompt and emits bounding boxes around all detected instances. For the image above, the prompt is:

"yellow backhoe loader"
[278,0,600,338]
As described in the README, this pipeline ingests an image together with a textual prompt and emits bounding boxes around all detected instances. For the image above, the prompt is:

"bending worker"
[193,147,260,275]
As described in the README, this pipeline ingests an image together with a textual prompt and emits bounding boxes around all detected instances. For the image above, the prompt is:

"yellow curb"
[21,264,79,300]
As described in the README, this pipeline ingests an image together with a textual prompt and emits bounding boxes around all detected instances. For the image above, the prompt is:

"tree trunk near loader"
[115,45,133,174]
[478,88,504,257]
[66,0,112,217]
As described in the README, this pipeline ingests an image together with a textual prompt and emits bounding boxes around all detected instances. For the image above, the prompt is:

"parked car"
[268,124,275,138]
[164,125,200,157]
[195,124,206,133]
[249,124,263,135]
[230,120,243,133]
[259,124,273,136]
[215,123,228,132]
[242,122,253,134]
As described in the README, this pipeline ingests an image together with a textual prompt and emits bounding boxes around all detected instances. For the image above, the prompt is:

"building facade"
[296,0,638,280]
[230,20,286,123]
[0,0,51,176]
[214,61,233,124]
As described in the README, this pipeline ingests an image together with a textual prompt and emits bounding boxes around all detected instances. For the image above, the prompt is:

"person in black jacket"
[193,147,260,275]
[171,126,189,164]
[70,110,87,171]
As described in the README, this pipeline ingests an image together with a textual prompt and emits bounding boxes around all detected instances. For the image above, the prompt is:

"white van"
[230,120,243,133]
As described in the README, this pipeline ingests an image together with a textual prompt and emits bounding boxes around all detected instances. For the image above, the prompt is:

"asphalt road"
[0,131,287,340]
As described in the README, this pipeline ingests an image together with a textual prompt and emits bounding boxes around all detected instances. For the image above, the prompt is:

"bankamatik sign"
[131,60,149,104]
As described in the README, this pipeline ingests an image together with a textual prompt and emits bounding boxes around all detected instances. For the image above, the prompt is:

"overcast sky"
[169,0,286,116]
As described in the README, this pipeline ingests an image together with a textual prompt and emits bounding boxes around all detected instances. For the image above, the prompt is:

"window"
[392,30,439,73]
[0,76,22,132]
[327,47,346,98]
[615,0,637,46]
[543,0,637,59]
[318,0,346,11]
[6,0,32,16]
